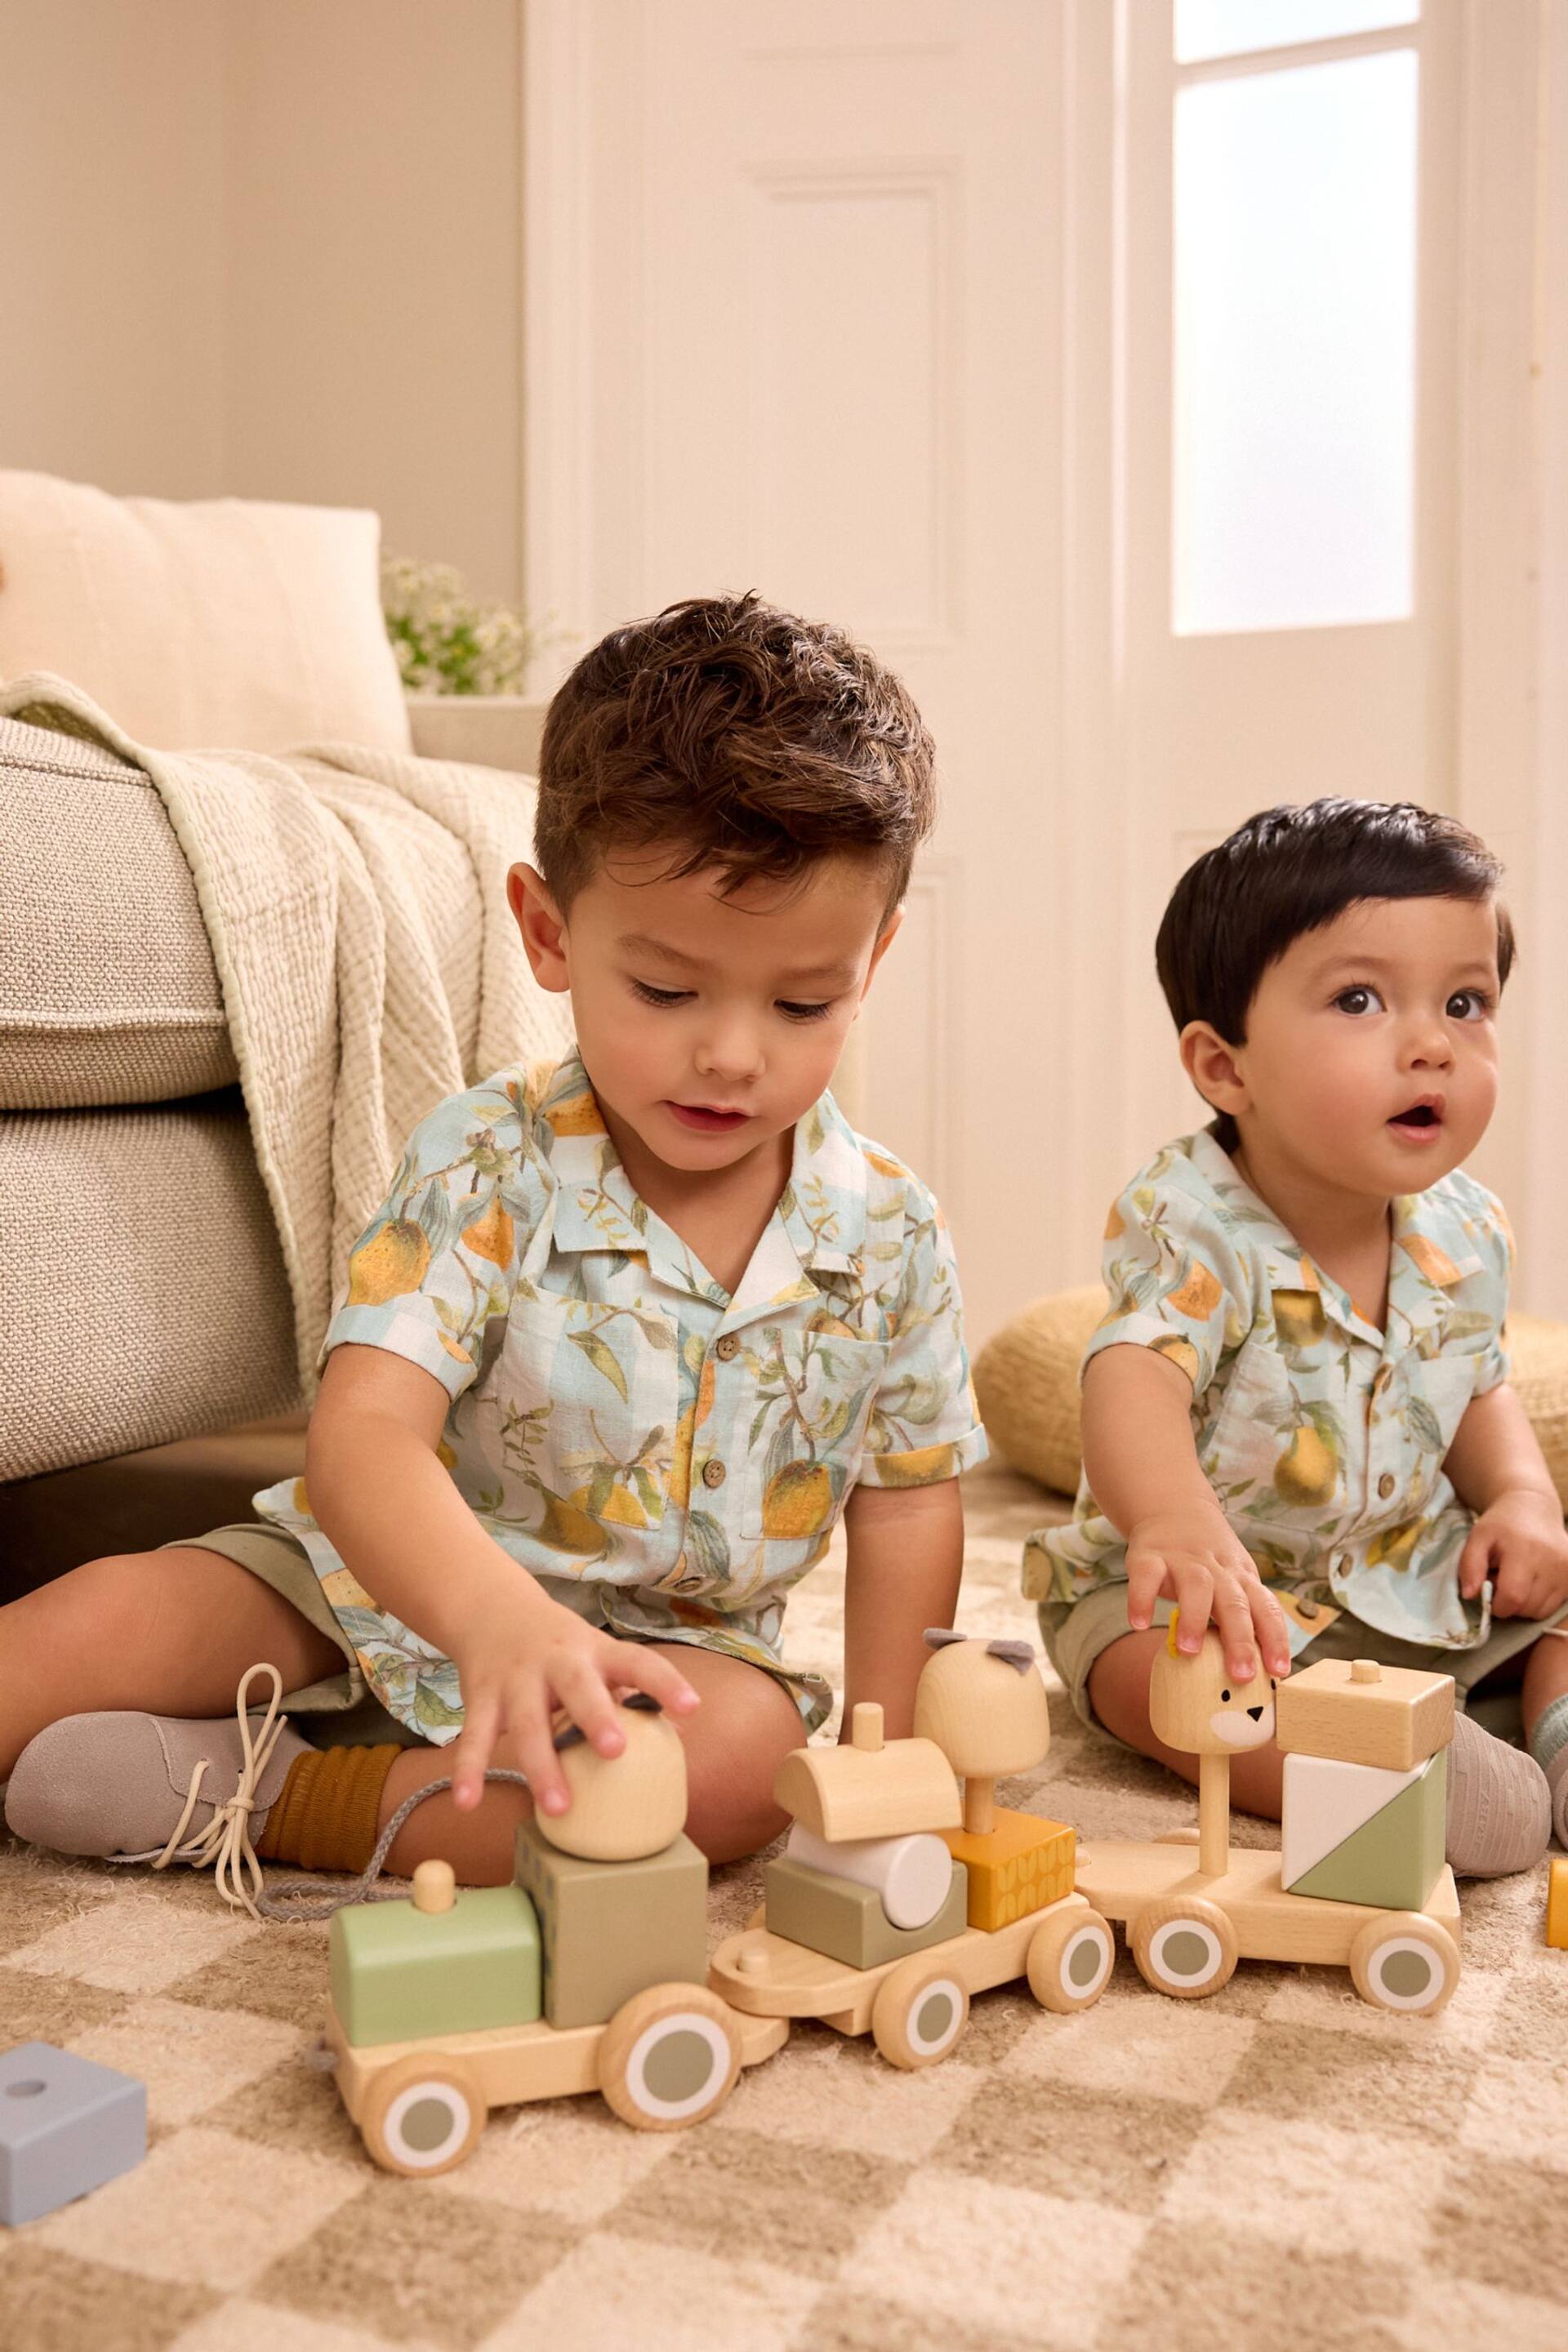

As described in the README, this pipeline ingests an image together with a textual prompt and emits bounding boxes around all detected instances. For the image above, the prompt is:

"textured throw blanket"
[0,671,573,1396]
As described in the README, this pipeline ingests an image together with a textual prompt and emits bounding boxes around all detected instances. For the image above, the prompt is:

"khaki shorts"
[170,1522,826,1745]
[1040,1583,1568,1749]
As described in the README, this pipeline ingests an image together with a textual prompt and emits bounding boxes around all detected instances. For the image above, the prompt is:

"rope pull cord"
[256,1766,532,1922]
[135,1659,529,1925]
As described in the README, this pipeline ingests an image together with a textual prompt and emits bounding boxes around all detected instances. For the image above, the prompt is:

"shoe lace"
[144,1662,535,1926]
[149,1661,291,1920]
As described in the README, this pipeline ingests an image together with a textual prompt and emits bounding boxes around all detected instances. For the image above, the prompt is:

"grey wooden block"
[0,2041,146,2225]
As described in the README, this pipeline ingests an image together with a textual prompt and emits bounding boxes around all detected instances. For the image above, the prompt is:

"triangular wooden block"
[1286,1753,1446,1913]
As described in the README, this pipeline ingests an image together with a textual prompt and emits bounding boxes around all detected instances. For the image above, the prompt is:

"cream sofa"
[0,694,546,1597]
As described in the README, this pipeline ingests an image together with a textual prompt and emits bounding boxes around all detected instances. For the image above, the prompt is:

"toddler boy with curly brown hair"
[5,595,987,1891]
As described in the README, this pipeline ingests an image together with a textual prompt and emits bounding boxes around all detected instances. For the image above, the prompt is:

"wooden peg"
[1197,1756,1229,1879]
[964,1777,996,1838]
[851,1704,884,1753]
[412,1860,457,1914]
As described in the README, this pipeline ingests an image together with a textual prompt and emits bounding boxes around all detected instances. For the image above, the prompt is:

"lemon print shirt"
[1023,1129,1512,1656]
[255,1050,987,1739]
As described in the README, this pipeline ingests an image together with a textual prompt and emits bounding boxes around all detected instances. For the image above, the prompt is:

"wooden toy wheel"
[1130,1897,1237,1999]
[359,2056,488,2176]
[1027,1906,1115,2013]
[871,1957,970,2069]
[598,1984,743,2131]
[1349,1913,1459,2016]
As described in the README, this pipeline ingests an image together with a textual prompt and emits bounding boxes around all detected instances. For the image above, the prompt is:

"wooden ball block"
[1274,1657,1454,1771]
[513,1822,706,2031]
[764,1855,969,1970]
[1548,1855,1568,1951]
[1281,1749,1446,1913]
[330,1884,541,2050]
[942,1809,1076,1932]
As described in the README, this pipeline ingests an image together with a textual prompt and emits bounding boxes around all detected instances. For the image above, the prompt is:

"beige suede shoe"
[1445,1708,1552,1877]
[4,1666,309,1913]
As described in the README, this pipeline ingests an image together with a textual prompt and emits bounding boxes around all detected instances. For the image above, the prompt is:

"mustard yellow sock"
[256,1744,402,1873]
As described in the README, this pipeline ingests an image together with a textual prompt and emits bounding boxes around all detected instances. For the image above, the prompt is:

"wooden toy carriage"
[322,1697,786,2172]
[1072,1620,1463,2015]
[709,1633,1116,2065]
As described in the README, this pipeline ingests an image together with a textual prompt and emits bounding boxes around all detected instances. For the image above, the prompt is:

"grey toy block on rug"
[0,2040,147,2224]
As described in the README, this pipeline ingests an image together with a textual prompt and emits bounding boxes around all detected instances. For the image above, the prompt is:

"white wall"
[222,0,524,601]
[0,0,524,601]
[1526,0,1568,1317]
[0,0,226,496]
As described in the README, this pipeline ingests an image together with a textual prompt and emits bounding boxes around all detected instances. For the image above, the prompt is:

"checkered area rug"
[2,1463,1566,2351]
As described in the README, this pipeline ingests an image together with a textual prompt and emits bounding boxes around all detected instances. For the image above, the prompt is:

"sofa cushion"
[0,1093,298,1481]
[975,1286,1568,1511]
[0,471,411,755]
[0,714,238,1109]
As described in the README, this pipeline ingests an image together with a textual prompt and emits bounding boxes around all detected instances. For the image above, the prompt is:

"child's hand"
[444,1584,700,1815]
[1459,1489,1568,1620]
[1125,1510,1293,1683]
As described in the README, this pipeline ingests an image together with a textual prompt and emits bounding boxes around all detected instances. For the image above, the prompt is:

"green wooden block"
[764,1855,969,1969]
[330,1885,541,2048]
[1288,1752,1446,1912]
[513,1823,707,2029]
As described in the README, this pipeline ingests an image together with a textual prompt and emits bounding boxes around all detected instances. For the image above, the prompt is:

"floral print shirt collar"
[541,1049,868,1316]
[1183,1129,1489,1356]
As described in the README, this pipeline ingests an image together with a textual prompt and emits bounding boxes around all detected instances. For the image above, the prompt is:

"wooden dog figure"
[1148,1612,1277,1877]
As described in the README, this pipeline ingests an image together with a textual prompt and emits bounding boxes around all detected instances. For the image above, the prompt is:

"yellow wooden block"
[1548,1856,1568,1951]
[942,1809,1075,1931]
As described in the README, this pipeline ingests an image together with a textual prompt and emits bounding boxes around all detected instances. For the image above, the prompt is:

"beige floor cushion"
[975,1285,1568,1509]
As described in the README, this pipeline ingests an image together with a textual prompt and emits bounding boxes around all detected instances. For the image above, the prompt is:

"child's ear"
[1179,1020,1249,1120]
[508,864,570,993]
[858,910,903,1002]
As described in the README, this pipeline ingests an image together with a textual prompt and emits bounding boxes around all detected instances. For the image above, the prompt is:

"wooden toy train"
[323,1620,1462,2175]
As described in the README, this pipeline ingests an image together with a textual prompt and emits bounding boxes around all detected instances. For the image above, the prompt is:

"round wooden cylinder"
[786,1823,953,1929]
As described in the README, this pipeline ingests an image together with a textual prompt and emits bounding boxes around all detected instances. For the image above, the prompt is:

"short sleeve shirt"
[1022,1130,1512,1655]
[255,1049,987,1739]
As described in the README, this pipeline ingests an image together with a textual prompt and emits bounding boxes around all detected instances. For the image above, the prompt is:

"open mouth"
[669,1102,751,1132]
[1388,1098,1444,1139]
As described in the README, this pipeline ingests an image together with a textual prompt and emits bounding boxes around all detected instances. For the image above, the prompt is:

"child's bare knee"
[681,1684,803,1864]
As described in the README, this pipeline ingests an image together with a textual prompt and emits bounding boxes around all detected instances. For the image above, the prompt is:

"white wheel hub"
[625,2011,732,2122]
[382,2080,474,2170]
[1059,1922,1114,2001]
[1144,1916,1225,1992]
[1363,1934,1445,2011]
[906,1977,966,2059]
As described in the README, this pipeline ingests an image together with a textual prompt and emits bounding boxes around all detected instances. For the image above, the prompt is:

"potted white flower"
[383,554,556,775]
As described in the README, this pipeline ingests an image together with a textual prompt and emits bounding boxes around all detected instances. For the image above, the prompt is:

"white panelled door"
[525,0,1067,1343]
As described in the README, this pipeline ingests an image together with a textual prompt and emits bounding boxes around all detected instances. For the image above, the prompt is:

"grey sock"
[1530,1691,1568,1847]
[1544,1748,1568,1849]
[1445,1708,1551,1878]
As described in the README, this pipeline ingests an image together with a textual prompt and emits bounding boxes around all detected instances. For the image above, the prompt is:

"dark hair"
[535,592,936,914]
[1156,798,1515,1153]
